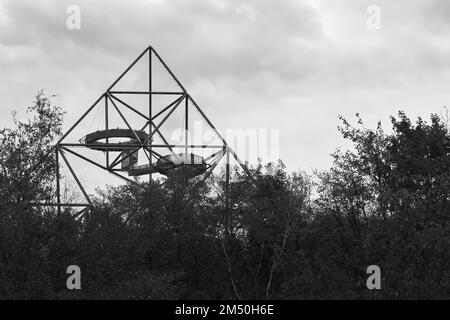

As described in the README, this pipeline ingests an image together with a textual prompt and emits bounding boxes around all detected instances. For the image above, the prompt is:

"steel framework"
[40,46,254,216]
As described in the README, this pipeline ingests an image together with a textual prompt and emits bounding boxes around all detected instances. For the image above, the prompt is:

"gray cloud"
[1,0,450,189]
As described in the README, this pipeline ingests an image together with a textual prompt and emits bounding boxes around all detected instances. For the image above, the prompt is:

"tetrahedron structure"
[49,46,253,216]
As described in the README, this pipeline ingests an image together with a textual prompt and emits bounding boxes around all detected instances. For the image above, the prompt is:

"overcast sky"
[1,0,450,192]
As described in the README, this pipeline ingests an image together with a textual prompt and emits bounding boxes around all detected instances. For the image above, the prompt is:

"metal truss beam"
[36,45,256,214]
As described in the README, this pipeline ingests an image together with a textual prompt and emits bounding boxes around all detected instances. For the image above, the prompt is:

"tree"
[0,91,64,298]
[1,93,449,299]
[312,112,450,298]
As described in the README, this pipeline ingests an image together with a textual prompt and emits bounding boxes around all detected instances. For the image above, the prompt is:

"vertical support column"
[185,96,189,155]
[56,147,61,215]
[105,95,109,167]
[148,48,153,182]
[225,148,230,235]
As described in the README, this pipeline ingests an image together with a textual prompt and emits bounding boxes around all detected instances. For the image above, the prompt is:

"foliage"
[0,93,449,299]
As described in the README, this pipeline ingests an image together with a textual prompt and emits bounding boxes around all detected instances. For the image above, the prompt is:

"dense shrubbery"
[0,93,449,299]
